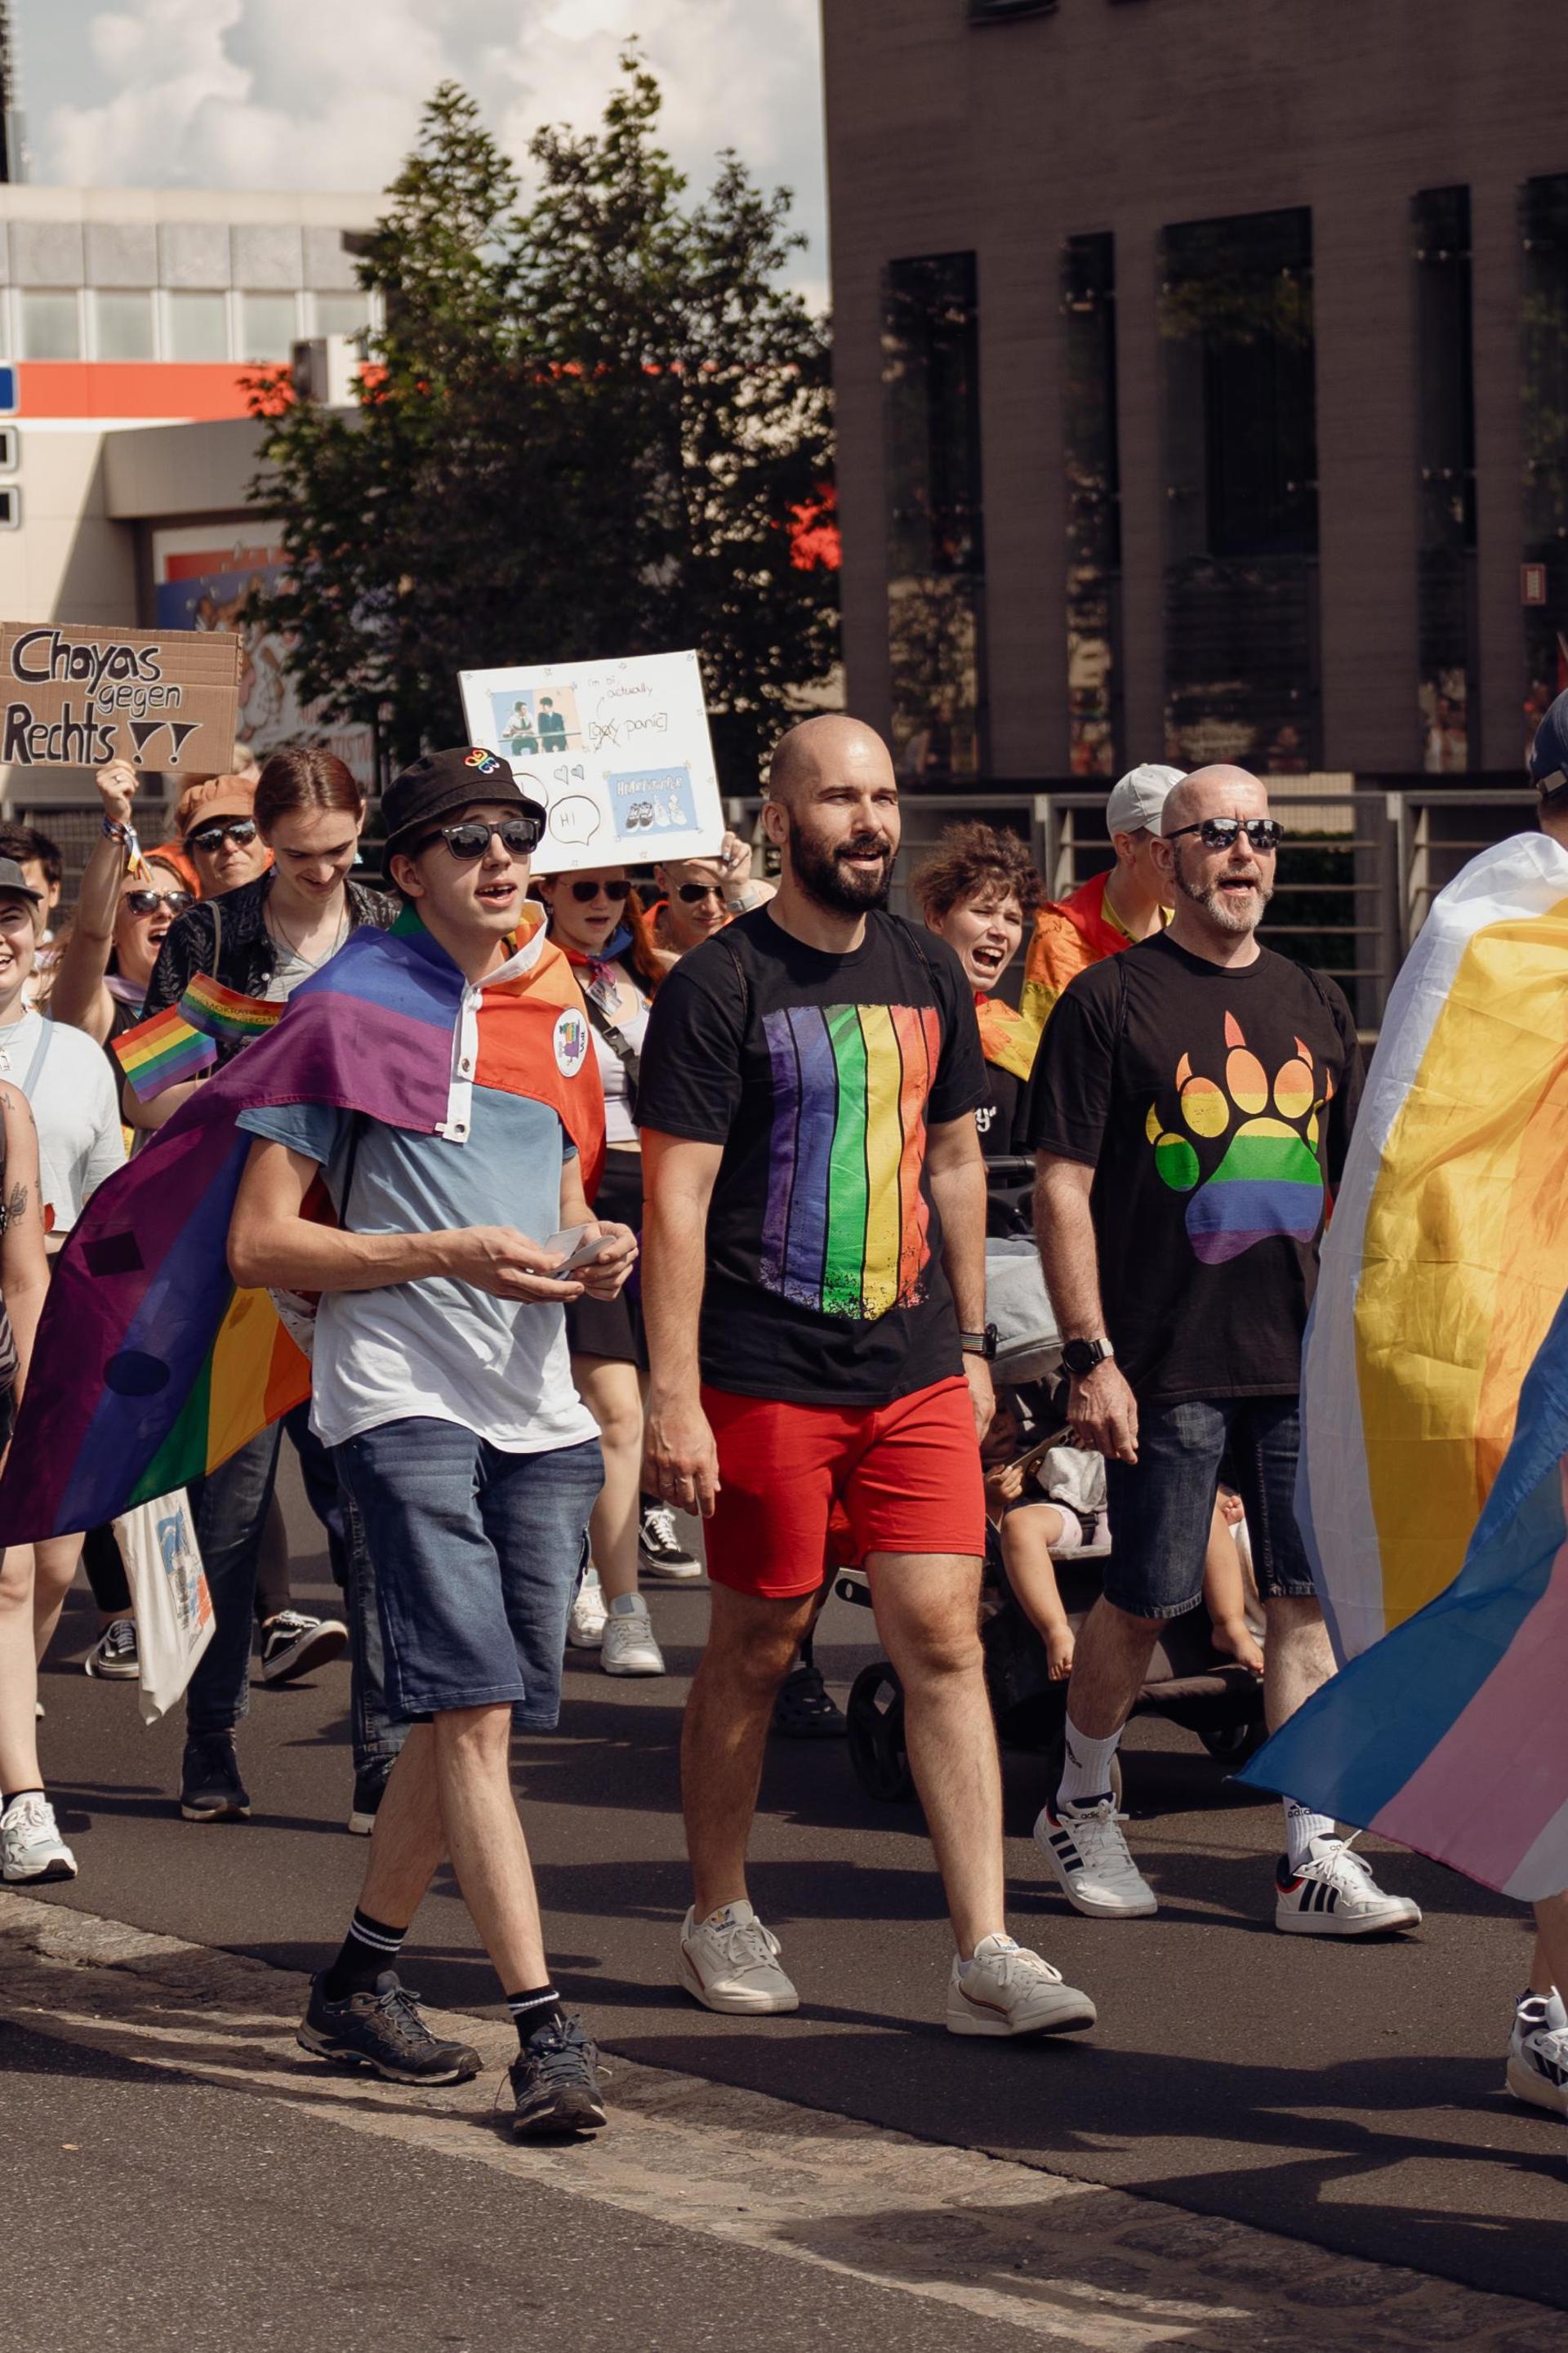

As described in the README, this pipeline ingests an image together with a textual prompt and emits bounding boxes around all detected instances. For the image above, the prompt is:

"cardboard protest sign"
[458,649,724,876]
[0,622,239,773]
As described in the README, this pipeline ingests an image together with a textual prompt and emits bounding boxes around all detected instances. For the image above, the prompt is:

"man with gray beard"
[1027,767,1421,1937]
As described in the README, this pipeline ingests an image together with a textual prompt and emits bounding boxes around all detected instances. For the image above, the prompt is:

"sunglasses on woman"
[675,881,727,906]
[185,818,259,856]
[412,815,544,861]
[1165,817,1286,853]
[569,878,631,904]
[123,888,194,916]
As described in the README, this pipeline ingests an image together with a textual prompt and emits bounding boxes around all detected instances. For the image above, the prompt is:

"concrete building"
[0,185,381,839]
[822,0,1568,789]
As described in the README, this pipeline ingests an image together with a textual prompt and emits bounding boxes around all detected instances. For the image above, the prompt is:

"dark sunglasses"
[185,817,258,855]
[123,888,194,916]
[676,881,726,906]
[569,878,631,904]
[412,815,543,862]
[1166,817,1285,853]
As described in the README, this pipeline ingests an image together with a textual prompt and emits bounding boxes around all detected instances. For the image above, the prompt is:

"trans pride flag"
[0,909,604,1544]
[1241,831,1568,1896]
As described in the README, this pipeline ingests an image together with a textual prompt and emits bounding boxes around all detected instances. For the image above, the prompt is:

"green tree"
[247,60,837,783]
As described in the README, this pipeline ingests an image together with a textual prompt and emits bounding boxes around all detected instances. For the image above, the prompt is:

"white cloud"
[14,0,827,294]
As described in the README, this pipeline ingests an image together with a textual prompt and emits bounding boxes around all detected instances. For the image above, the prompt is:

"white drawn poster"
[457,649,724,876]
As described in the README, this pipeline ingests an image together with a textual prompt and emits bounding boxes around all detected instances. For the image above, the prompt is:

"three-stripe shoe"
[1274,1834,1422,1936]
[1507,1990,1568,2116]
[1033,1797,1158,1918]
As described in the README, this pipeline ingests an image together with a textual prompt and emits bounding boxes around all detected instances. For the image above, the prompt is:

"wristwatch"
[1061,1335,1114,1379]
[960,1325,999,1360]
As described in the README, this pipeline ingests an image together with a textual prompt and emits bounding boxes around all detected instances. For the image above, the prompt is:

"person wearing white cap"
[1018,764,1183,1049]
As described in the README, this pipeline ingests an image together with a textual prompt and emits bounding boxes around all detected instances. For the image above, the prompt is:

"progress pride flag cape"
[0,907,604,1544]
[1241,831,1568,1896]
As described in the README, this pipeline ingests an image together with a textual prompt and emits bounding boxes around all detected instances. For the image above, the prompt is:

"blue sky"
[12,0,829,300]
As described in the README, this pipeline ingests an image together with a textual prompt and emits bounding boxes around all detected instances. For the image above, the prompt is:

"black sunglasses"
[185,817,258,855]
[676,881,726,906]
[569,878,630,904]
[411,815,543,862]
[1165,817,1285,853]
[123,888,194,916]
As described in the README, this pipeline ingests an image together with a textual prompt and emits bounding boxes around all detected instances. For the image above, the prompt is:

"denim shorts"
[334,1419,603,1723]
[1102,1395,1315,1622]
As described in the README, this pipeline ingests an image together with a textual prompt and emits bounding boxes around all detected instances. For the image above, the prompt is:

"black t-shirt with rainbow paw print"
[1026,932,1363,1404]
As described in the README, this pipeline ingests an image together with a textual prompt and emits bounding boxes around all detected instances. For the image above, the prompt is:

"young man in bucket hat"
[227,746,638,2134]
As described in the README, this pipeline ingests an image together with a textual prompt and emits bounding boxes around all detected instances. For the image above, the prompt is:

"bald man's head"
[1160,764,1267,836]
[767,715,894,809]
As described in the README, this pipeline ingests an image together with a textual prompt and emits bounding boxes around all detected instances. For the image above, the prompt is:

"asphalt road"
[22,1459,1567,2316]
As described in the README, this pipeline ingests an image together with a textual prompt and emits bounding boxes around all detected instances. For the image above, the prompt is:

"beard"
[1172,848,1273,936]
[786,813,894,915]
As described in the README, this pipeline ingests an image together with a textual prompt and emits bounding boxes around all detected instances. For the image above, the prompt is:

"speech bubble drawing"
[550,794,602,846]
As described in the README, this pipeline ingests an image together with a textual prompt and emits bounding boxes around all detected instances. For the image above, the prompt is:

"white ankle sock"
[609,1590,645,1617]
[1058,1716,1120,1808]
[1284,1798,1335,1870]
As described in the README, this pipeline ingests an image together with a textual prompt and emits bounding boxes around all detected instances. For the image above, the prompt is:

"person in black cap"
[229,745,635,2134]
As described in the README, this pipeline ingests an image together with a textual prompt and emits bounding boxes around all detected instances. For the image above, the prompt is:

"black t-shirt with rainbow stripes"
[637,907,987,1406]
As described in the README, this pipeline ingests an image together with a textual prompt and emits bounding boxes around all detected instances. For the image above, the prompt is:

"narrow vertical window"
[1414,188,1477,773]
[1062,231,1122,777]
[1522,176,1568,760]
[882,252,987,780]
[1160,207,1320,773]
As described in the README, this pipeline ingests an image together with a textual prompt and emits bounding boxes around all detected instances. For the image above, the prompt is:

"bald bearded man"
[635,715,1097,2040]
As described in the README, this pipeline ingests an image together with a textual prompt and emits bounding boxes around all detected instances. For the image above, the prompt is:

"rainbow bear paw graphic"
[1147,1015,1329,1264]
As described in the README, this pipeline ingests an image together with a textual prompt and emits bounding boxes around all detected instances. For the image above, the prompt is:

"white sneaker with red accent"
[947,1934,1097,2037]
[678,1901,799,2015]
[1274,1834,1422,1936]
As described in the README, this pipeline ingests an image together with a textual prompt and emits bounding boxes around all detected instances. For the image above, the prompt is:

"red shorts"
[701,1375,987,1599]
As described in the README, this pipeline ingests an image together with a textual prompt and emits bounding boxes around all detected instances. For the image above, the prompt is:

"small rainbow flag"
[114,1004,217,1103]
[181,974,283,1049]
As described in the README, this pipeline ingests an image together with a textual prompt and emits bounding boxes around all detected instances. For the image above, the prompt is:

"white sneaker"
[1507,1991,1568,2115]
[1,1792,78,1883]
[947,1933,1097,2038]
[1274,1834,1423,1936]
[678,1901,799,2014]
[600,1599,665,1678]
[1033,1797,1158,1918]
[567,1566,608,1648]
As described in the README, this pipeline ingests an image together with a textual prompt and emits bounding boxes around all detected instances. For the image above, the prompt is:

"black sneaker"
[509,2013,608,2137]
[347,1761,393,1837]
[259,1610,349,1687]
[298,1970,482,2085]
[84,1618,140,1680]
[179,1732,251,1822]
[636,1500,702,1583]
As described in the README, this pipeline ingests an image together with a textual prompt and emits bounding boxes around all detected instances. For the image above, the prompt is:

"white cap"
[1106,763,1184,839]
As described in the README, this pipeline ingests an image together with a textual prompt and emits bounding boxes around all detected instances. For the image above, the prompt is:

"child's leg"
[1203,1500,1263,1673]
[1000,1504,1076,1680]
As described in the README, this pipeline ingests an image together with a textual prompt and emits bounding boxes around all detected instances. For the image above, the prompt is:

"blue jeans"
[1102,1395,1316,1622]
[333,1419,603,1723]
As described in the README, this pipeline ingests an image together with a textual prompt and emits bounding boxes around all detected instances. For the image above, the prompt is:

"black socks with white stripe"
[322,1908,407,2002]
[506,1985,564,2048]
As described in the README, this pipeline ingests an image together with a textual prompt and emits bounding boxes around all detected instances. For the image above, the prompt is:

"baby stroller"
[841,1157,1267,1806]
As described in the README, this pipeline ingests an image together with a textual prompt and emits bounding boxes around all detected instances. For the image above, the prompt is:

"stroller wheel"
[846,1661,915,1804]
[1198,1717,1267,1766]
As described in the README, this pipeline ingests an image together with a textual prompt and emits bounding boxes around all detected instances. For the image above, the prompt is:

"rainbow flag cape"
[0,908,604,1543]
[1019,870,1163,1053]
[1241,830,1568,1894]
[114,1004,218,1103]
[973,992,1036,1083]
[181,974,285,1050]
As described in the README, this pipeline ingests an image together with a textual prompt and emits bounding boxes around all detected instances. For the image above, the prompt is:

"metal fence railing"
[728,785,1546,1040]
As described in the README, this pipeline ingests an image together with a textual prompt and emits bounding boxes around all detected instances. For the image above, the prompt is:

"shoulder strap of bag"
[581,979,642,1117]
[716,927,752,1037]
[20,1013,54,1095]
